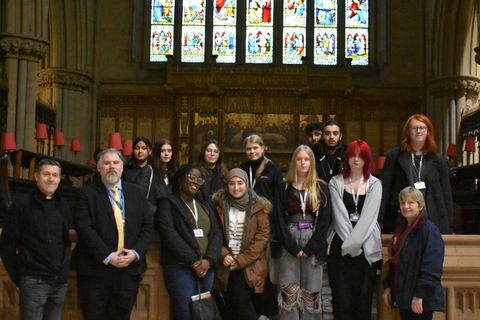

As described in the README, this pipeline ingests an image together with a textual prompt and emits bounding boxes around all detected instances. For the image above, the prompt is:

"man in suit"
[73,148,153,320]
[0,159,73,320]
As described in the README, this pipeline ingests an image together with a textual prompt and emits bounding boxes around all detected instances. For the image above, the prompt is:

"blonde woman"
[276,145,331,320]
[240,134,283,318]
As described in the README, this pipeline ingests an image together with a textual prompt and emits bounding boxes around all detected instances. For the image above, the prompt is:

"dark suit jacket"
[73,180,154,276]
[379,148,454,234]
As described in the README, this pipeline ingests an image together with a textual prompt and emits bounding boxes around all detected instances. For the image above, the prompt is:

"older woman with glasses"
[157,164,222,320]
[379,114,453,234]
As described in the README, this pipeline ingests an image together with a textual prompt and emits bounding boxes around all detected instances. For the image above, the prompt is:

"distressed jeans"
[19,275,68,320]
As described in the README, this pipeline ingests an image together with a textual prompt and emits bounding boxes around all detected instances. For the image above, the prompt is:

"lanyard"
[349,176,364,214]
[109,188,124,212]
[411,153,423,182]
[298,189,308,218]
[182,198,199,229]
[249,166,256,189]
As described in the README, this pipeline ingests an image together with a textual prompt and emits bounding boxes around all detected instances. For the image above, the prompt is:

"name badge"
[414,181,426,190]
[228,239,241,250]
[193,228,204,238]
[349,213,360,222]
[298,220,311,229]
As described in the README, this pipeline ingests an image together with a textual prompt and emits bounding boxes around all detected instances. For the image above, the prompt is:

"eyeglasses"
[409,126,427,132]
[186,174,205,185]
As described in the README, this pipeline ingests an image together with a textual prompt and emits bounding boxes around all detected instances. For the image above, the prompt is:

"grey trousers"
[277,224,323,320]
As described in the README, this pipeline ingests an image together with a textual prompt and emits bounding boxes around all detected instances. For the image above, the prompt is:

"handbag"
[190,280,221,320]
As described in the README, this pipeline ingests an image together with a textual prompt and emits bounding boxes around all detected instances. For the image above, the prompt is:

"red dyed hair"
[400,114,437,154]
[342,139,372,180]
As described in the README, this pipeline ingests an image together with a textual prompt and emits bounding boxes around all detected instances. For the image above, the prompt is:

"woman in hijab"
[212,168,271,320]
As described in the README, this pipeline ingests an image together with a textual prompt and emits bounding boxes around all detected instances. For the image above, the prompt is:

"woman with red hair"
[379,114,453,234]
[327,139,382,320]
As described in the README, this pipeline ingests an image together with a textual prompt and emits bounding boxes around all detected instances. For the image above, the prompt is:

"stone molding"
[427,76,480,96]
[37,68,92,91]
[0,33,48,61]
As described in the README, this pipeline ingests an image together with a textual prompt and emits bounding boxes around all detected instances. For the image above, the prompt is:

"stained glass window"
[345,0,368,65]
[283,0,307,64]
[246,0,273,64]
[213,0,237,63]
[148,0,370,67]
[181,0,206,63]
[150,0,175,62]
[314,0,337,65]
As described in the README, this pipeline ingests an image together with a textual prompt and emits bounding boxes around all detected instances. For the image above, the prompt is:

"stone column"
[426,76,480,162]
[37,68,92,162]
[0,34,48,150]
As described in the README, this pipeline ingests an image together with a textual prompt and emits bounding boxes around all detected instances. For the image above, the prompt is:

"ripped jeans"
[277,224,324,320]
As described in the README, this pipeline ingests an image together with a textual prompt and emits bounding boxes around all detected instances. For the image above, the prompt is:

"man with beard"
[312,119,346,183]
[73,148,153,320]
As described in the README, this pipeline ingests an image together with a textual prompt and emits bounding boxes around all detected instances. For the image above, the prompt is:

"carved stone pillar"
[475,0,480,64]
[426,76,480,160]
[37,68,92,161]
[0,34,48,150]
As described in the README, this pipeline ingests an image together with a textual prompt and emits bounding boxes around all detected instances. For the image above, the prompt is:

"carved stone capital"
[0,33,48,60]
[37,68,92,91]
[427,76,480,96]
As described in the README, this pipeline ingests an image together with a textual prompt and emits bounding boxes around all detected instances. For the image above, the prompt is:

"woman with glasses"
[197,140,228,208]
[157,164,222,320]
[152,138,178,197]
[379,114,453,234]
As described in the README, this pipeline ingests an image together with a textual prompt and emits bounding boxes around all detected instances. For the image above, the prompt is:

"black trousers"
[400,309,434,320]
[77,269,140,320]
[327,234,376,320]
[253,273,279,317]
[222,270,257,320]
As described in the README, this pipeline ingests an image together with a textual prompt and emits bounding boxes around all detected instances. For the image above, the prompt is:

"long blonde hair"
[243,134,271,179]
[286,145,321,212]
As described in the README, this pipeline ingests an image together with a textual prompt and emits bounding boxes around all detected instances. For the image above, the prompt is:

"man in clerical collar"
[313,119,346,183]
[0,159,73,320]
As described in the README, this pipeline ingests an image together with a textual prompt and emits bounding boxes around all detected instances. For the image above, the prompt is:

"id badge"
[298,220,310,229]
[414,181,426,190]
[349,213,360,222]
[193,228,204,238]
[228,239,241,250]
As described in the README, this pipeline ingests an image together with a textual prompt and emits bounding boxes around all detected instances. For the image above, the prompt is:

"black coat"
[239,159,283,206]
[156,195,221,267]
[0,188,73,285]
[379,148,453,234]
[275,182,331,261]
[72,180,154,276]
[197,165,226,209]
[312,143,346,183]
[384,219,445,312]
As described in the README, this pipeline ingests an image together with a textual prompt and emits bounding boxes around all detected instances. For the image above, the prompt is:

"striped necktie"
[111,187,124,251]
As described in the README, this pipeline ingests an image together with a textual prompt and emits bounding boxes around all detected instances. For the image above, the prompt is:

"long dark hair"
[197,139,228,179]
[152,138,178,182]
[132,136,152,165]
